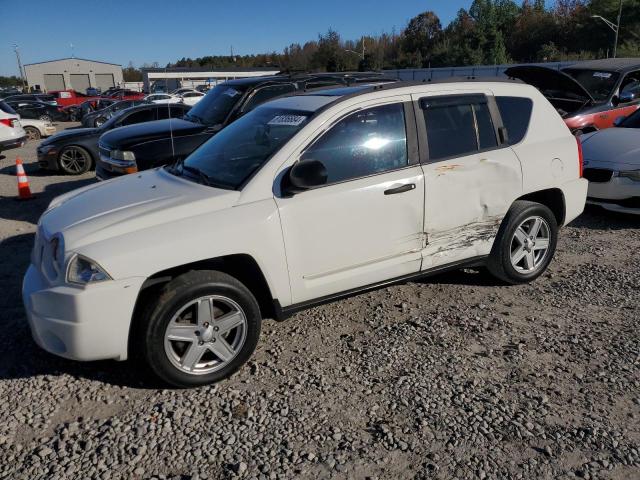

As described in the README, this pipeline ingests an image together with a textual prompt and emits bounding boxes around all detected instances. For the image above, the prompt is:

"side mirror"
[619,91,636,104]
[614,115,627,127]
[284,159,328,194]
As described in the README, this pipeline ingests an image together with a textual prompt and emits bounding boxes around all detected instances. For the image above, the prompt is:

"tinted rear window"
[496,96,533,145]
[0,101,16,115]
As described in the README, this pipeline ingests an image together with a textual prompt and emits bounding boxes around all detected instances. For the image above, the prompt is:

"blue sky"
[1,0,522,76]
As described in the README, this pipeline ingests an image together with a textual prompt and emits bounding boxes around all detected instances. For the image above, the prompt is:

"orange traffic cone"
[16,158,33,200]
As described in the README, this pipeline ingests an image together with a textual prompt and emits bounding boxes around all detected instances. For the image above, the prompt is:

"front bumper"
[587,176,640,215]
[22,264,145,361]
[37,146,59,170]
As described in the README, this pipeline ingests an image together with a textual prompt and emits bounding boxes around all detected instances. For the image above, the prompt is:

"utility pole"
[13,44,27,90]
[591,0,623,58]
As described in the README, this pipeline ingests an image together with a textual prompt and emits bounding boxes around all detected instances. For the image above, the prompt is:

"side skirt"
[272,255,488,321]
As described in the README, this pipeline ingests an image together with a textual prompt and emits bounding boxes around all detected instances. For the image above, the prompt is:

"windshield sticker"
[593,72,612,79]
[223,88,240,97]
[268,114,308,126]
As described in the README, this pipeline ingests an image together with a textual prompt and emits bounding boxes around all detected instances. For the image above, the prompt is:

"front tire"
[487,201,558,284]
[94,117,106,127]
[140,270,262,388]
[39,114,52,122]
[58,146,92,175]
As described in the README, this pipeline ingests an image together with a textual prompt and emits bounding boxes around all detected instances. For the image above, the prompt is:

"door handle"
[384,183,416,195]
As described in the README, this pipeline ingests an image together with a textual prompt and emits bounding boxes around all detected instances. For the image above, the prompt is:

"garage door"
[95,73,115,91]
[44,74,65,91]
[70,74,91,93]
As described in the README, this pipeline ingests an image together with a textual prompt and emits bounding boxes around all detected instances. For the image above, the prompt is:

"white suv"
[0,100,26,153]
[23,80,587,387]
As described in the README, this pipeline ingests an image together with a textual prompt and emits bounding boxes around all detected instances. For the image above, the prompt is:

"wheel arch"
[129,254,277,357]
[514,188,566,226]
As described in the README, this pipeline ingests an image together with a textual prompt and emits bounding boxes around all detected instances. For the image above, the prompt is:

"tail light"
[576,136,584,178]
[0,118,18,128]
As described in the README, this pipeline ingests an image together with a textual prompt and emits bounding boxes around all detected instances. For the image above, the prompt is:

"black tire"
[24,126,41,141]
[58,145,92,175]
[487,200,558,285]
[140,270,262,388]
[39,114,52,122]
[94,117,106,127]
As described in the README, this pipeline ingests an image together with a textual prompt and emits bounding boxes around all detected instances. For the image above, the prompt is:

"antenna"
[70,43,75,58]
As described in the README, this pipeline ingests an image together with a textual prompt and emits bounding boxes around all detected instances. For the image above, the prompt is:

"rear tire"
[487,200,558,285]
[39,114,52,122]
[140,270,262,388]
[94,117,106,127]
[24,126,41,141]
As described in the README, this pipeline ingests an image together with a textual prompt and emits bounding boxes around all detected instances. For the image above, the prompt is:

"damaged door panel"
[412,92,523,269]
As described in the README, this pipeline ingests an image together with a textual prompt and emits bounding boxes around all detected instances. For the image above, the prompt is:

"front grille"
[583,168,613,183]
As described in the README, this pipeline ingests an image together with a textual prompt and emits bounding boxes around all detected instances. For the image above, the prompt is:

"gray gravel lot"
[0,125,639,480]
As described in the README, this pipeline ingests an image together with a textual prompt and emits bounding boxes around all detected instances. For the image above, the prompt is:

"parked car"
[103,89,145,101]
[62,98,116,122]
[196,84,211,93]
[506,58,640,134]
[86,87,101,96]
[4,94,58,106]
[5,100,67,122]
[178,90,205,106]
[96,72,396,180]
[0,88,21,99]
[24,80,587,387]
[144,93,181,104]
[580,108,640,214]
[170,87,197,95]
[49,89,99,107]
[82,100,147,128]
[38,103,190,175]
[20,118,56,141]
[0,100,26,153]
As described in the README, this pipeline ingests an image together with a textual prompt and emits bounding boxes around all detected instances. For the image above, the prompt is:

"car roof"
[565,58,640,73]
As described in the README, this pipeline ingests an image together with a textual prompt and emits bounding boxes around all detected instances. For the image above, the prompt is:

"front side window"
[182,106,313,189]
[184,83,249,126]
[301,103,408,184]
[422,95,497,161]
[121,109,153,125]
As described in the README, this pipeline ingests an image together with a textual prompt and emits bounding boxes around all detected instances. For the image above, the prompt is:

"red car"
[49,89,145,108]
[506,58,640,135]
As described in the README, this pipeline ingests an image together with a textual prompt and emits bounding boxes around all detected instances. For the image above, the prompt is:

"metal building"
[141,67,280,92]
[23,58,124,93]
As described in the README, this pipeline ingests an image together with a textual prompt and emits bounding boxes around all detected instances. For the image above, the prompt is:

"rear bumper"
[22,264,145,361]
[560,178,588,225]
[0,135,26,151]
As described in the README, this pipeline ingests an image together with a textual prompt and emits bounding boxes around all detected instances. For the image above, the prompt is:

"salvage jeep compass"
[23,81,588,387]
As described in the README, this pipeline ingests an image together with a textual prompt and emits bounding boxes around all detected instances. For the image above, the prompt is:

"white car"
[20,118,56,141]
[143,93,181,104]
[23,80,587,387]
[178,91,205,106]
[581,111,640,214]
[0,100,26,153]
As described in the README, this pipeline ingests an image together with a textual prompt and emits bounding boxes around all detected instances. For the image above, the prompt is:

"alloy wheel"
[163,295,248,375]
[59,147,89,174]
[25,127,40,141]
[510,216,551,273]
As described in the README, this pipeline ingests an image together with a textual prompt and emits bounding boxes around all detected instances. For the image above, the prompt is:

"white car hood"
[581,128,640,169]
[41,168,240,250]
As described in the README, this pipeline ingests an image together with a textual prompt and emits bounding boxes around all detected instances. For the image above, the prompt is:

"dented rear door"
[412,91,523,269]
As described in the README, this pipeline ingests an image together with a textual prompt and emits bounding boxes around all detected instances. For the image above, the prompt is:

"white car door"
[411,91,523,269]
[275,98,425,303]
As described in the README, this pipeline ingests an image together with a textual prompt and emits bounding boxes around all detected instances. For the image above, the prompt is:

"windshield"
[0,101,17,115]
[564,69,620,101]
[178,106,313,189]
[183,83,248,126]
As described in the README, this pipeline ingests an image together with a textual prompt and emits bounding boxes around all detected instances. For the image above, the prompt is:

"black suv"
[96,72,395,180]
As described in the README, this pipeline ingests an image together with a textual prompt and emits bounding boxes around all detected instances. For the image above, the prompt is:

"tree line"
[164,0,639,75]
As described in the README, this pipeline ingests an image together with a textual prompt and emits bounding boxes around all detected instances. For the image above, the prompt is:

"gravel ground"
[0,126,639,480]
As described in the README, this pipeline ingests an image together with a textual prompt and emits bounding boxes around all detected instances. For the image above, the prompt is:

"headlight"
[110,150,136,163]
[67,254,112,285]
[618,170,640,182]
